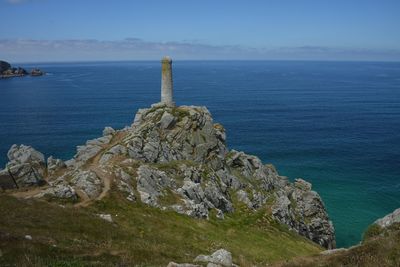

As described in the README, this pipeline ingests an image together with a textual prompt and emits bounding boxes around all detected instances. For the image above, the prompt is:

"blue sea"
[1,61,399,248]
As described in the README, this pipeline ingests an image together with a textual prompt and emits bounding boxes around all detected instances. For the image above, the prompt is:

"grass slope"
[278,223,400,267]
[0,186,322,267]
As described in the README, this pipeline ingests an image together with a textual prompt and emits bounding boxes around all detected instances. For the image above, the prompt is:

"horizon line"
[10,58,400,65]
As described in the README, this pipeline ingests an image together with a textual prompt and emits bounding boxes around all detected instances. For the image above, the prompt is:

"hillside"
[0,102,335,266]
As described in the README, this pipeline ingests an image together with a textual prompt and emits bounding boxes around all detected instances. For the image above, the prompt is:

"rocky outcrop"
[30,68,44,76]
[2,104,336,249]
[0,144,46,187]
[374,208,400,228]
[272,179,336,249]
[0,60,44,78]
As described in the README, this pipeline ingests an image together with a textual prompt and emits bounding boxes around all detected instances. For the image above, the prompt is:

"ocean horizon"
[1,60,399,248]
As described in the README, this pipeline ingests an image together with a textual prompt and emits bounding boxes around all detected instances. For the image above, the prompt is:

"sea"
[1,60,399,248]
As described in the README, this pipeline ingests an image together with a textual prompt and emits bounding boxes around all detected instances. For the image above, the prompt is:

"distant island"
[0,60,44,79]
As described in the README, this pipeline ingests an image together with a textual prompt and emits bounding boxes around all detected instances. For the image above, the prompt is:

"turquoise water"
[1,61,399,247]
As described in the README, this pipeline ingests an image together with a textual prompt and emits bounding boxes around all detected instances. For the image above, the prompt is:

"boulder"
[194,249,233,267]
[70,170,102,198]
[4,144,46,187]
[98,214,113,223]
[38,184,77,200]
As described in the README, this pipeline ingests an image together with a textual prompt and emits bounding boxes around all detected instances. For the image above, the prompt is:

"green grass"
[279,223,400,267]
[0,187,322,267]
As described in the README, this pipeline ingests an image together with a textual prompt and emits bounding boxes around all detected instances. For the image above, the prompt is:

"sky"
[1,0,400,62]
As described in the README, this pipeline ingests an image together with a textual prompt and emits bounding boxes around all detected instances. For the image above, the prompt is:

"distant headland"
[0,60,44,79]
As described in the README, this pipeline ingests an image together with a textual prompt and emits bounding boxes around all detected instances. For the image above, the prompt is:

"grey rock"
[272,185,336,249]
[73,135,112,167]
[194,249,233,267]
[70,170,102,198]
[7,144,45,165]
[103,126,115,136]
[375,207,400,228]
[204,184,233,213]
[98,214,113,223]
[39,184,77,200]
[167,262,201,267]
[294,178,312,191]
[4,144,46,187]
[159,112,176,129]
[136,165,172,206]
[236,190,252,208]
[320,248,348,255]
[47,156,66,174]
[216,209,224,219]
[99,144,127,164]
[115,168,136,202]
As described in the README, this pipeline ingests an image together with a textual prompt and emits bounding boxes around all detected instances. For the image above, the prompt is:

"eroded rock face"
[272,181,336,249]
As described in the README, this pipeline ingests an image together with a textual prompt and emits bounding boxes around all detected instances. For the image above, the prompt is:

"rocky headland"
[0,60,44,79]
[2,57,397,266]
[0,102,336,250]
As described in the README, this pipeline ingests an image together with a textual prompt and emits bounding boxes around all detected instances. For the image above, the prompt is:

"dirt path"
[9,131,128,207]
[74,166,112,208]
[73,131,126,207]
[11,186,49,199]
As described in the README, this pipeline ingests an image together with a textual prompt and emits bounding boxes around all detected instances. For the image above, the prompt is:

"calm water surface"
[1,60,399,247]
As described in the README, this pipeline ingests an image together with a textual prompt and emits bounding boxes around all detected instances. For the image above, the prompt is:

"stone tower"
[161,56,175,106]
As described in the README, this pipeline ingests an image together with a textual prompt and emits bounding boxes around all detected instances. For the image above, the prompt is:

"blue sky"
[1,0,400,62]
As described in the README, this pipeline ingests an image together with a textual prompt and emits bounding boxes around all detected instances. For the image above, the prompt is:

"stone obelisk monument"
[161,56,175,106]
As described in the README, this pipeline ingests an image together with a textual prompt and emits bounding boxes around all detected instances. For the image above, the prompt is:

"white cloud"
[0,38,399,62]
[5,0,28,4]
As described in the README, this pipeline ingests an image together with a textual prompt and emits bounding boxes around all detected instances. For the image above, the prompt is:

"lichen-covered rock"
[3,144,46,187]
[125,105,227,166]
